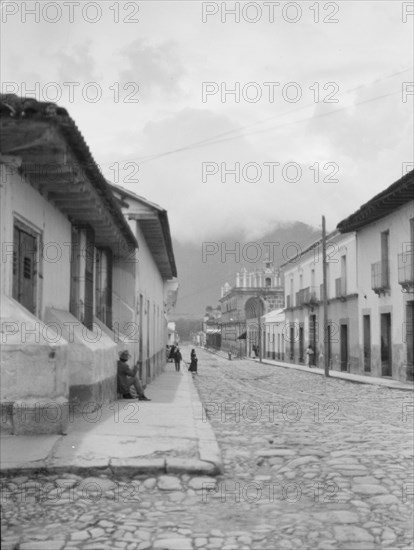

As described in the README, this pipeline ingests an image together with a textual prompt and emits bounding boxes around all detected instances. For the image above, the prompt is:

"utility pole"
[322,215,330,377]
[257,294,263,363]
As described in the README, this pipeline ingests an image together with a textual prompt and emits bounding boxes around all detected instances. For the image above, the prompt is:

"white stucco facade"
[352,201,414,381]
[282,231,359,371]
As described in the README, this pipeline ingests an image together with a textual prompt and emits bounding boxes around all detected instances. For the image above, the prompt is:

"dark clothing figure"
[189,356,198,374]
[117,352,150,400]
[168,345,176,363]
[174,348,182,372]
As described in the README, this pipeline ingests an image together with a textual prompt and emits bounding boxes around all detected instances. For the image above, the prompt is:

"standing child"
[306,344,314,368]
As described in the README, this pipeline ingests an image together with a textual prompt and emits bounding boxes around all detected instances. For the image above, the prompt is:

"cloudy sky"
[1,0,413,244]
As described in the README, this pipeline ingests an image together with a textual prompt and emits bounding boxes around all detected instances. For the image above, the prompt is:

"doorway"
[299,324,304,363]
[363,315,371,372]
[340,324,348,371]
[13,222,37,314]
[381,313,392,377]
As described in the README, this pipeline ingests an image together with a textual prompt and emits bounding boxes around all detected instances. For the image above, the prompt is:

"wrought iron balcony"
[299,287,309,306]
[308,286,319,304]
[398,252,414,292]
[371,260,390,295]
[335,277,347,299]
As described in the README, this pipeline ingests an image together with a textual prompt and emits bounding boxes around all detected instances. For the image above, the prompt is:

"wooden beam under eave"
[128,212,159,221]
[61,206,104,217]
[27,166,80,182]
[48,188,89,200]
[4,128,59,155]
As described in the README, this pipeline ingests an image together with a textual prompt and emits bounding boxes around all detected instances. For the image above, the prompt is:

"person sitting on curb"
[117,350,151,400]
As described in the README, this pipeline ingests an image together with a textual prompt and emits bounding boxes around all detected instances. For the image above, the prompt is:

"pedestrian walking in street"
[189,350,198,375]
[306,344,314,368]
[174,347,182,372]
[168,344,176,363]
[117,351,151,400]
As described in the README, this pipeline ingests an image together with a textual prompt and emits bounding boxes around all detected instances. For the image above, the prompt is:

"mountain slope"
[172,222,321,317]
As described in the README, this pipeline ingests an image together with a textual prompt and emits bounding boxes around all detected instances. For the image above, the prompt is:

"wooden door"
[363,315,371,372]
[13,225,37,314]
[381,313,392,377]
[340,324,348,371]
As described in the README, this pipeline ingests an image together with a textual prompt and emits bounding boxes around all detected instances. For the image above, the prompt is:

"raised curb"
[165,458,218,475]
[261,358,414,391]
[187,372,223,475]
[109,457,165,476]
[202,347,414,391]
[0,371,224,478]
[0,457,221,478]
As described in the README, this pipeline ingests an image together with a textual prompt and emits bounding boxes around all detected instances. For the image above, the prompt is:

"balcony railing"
[371,260,390,294]
[308,286,319,304]
[290,287,320,308]
[298,288,308,306]
[335,277,347,298]
[398,252,414,292]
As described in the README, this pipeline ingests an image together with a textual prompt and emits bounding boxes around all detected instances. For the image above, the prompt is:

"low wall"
[45,308,118,408]
[0,295,69,434]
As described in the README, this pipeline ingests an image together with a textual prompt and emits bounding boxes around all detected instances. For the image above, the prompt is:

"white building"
[282,230,358,370]
[337,170,414,381]
[0,95,138,433]
[281,169,413,382]
[0,95,179,435]
[263,309,286,361]
[109,185,178,384]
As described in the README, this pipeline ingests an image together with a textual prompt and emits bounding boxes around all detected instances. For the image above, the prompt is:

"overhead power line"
[134,67,411,164]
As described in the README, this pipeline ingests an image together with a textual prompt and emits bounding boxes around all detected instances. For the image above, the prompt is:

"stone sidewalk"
[0,365,223,477]
[205,347,414,391]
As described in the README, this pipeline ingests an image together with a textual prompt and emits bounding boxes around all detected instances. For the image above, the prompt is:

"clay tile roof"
[0,94,138,253]
[337,170,414,233]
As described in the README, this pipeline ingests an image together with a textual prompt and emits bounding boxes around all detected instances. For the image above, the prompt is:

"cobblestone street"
[1,348,413,550]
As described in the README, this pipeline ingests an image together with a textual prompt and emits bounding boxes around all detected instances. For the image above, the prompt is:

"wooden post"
[258,295,263,363]
[322,215,330,377]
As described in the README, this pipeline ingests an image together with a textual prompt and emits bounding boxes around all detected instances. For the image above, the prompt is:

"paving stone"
[352,484,389,495]
[142,478,157,489]
[333,526,375,542]
[256,449,295,457]
[351,476,381,484]
[368,494,400,505]
[152,538,193,549]
[70,530,90,541]
[136,530,152,540]
[157,476,182,491]
[79,477,116,492]
[98,519,114,528]
[19,542,65,550]
[312,511,359,523]
[188,476,217,490]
